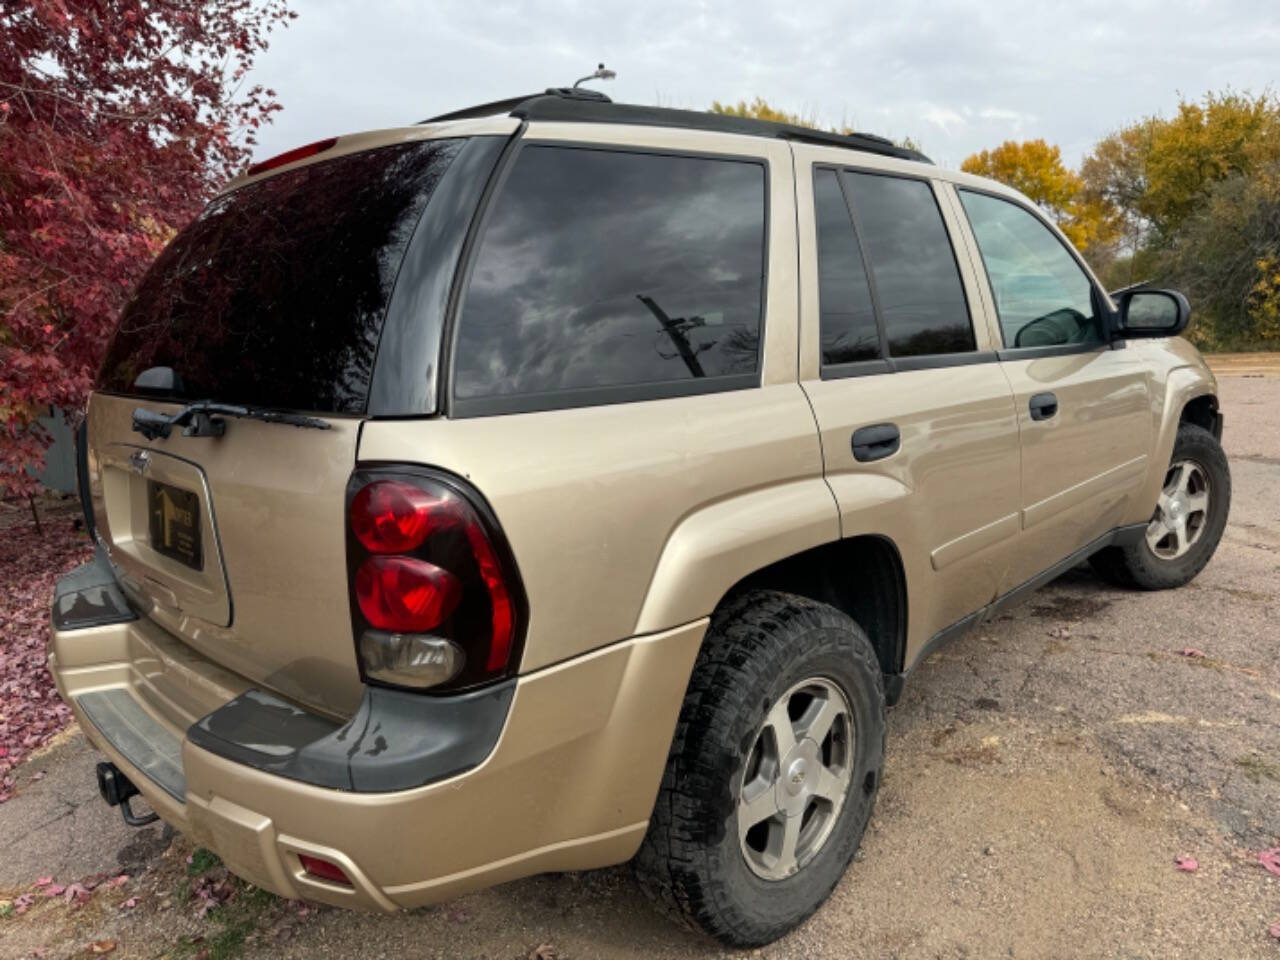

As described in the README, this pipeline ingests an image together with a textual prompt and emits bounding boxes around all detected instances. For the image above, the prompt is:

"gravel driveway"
[3,374,1278,959]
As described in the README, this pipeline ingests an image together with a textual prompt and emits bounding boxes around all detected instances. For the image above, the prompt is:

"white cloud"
[243,0,1280,170]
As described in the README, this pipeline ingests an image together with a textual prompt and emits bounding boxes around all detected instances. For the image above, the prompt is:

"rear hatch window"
[97,137,467,414]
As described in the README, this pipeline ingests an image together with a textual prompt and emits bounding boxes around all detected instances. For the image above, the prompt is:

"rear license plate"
[147,480,203,571]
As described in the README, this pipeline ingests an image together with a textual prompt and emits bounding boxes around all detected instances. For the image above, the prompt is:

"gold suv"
[49,90,1229,946]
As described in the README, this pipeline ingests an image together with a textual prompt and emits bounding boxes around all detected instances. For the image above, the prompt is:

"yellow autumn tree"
[711,97,822,129]
[961,139,1116,251]
[1081,90,1280,347]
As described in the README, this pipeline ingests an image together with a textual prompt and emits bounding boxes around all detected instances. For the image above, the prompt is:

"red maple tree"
[0,0,294,495]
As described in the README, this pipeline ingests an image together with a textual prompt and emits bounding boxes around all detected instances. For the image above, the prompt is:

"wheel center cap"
[776,740,822,810]
[785,758,809,794]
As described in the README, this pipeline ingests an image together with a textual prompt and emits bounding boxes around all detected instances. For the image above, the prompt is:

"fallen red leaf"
[1177,647,1206,658]
[0,512,91,786]
[43,884,65,897]
[1268,921,1280,941]
[1174,856,1198,872]
[88,941,117,955]
[1259,847,1280,877]
[34,876,53,887]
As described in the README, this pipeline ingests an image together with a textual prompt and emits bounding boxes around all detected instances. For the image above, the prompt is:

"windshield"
[97,137,467,414]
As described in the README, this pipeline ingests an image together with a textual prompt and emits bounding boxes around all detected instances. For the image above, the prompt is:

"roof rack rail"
[422,89,930,164]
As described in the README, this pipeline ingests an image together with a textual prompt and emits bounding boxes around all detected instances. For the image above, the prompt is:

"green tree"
[1080,90,1280,347]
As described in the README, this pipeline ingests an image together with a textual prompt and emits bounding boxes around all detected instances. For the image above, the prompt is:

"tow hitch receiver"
[95,761,159,827]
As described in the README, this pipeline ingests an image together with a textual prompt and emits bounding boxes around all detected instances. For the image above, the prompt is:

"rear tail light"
[346,471,526,693]
[355,556,462,632]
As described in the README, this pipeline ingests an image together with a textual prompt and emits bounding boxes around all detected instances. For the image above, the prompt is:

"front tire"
[634,590,885,947]
[1090,422,1231,590]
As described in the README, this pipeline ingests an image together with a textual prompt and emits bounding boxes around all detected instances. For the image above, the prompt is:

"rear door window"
[452,146,767,413]
[958,190,1103,349]
[843,172,976,357]
[814,169,880,365]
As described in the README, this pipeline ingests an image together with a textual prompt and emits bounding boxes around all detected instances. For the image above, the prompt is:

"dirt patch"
[1030,592,1113,620]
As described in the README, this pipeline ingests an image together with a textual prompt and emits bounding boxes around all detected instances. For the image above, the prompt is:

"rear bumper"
[50,558,704,910]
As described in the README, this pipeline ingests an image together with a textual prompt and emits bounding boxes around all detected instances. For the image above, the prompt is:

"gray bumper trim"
[187,681,515,793]
[76,689,186,801]
[52,545,135,631]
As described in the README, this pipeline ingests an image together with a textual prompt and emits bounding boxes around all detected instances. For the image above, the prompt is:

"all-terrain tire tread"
[633,590,885,945]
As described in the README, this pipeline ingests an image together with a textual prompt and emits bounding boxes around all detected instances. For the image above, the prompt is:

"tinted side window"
[454,146,766,405]
[958,190,1101,348]
[814,169,880,365]
[845,173,976,357]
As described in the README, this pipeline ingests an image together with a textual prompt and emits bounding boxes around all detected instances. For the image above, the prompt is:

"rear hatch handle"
[132,401,332,440]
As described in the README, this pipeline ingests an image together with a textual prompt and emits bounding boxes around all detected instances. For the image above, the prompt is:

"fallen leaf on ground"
[64,883,92,905]
[1259,847,1280,877]
[34,876,53,887]
[1178,647,1207,658]
[107,874,129,888]
[1267,921,1280,940]
[88,941,117,955]
[43,884,66,897]
[13,893,35,914]
[121,897,139,910]
[0,512,90,784]
[1174,856,1198,872]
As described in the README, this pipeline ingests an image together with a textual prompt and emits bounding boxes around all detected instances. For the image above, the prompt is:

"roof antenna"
[573,63,616,89]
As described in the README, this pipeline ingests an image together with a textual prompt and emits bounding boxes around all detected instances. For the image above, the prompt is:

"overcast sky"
[245,0,1279,170]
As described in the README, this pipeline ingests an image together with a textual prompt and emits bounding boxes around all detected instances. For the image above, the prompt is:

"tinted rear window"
[98,138,466,414]
[452,146,766,412]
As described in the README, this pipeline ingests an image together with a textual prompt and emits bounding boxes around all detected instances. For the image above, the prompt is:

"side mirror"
[1113,289,1190,339]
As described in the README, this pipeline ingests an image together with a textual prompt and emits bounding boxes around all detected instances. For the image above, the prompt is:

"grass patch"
[173,881,280,960]
[1234,754,1280,783]
[171,848,284,960]
[188,848,223,875]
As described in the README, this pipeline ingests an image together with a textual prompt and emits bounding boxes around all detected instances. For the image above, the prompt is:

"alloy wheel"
[737,677,854,881]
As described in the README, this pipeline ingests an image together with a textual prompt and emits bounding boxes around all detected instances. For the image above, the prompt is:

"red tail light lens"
[355,556,462,633]
[350,481,440,554]
[346,470,526,693]
[246,137,338,177]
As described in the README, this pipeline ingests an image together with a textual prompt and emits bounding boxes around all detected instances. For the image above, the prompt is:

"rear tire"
[634,590,885,947]
[1090,422,1230,590]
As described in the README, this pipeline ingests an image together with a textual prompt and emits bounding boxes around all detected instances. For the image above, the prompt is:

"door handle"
[1029,392,1058,421]
[852,423,900,462]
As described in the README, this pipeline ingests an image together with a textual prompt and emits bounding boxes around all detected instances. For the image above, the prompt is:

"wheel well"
[722,535,907,677]
[1180,394,1221,438]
